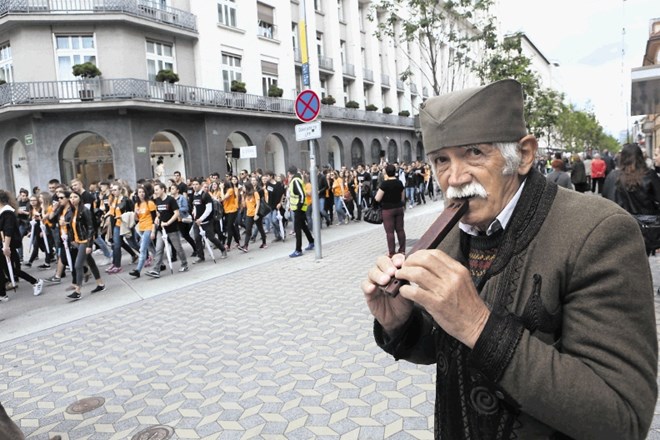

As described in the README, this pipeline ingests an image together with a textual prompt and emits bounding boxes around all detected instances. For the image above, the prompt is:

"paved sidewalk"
[1,198,660,439]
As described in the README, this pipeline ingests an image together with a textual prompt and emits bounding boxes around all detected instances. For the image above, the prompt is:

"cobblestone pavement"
[2,200,660,439]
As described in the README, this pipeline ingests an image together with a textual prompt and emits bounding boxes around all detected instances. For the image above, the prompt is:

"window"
[320,78,327,98]
[146,40,174,81]
[257,2,275,39]
[0,43,13,83]
[314,0,322,12]
[343,83,349,104]
[358,5,364,31]
[340,40,346,64]
[337,0,344,21]
[222,53,242,92]
[261,61,278,96]
[217,0,237,27]
[292,23,299,58]
[316,32,323,56]
[55,35,97,80]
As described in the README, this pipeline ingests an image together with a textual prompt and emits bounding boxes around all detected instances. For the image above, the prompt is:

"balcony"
[410,83,417,95]
[293,47,301,63]
[396,79,404,91]
[422,86,429,98]
[342,63,355,78]
[380,73,390,88]
[0,0,198,32]
[257,21,276,40]
[363,68,373,83]
[0,78,415,128]
[631,65,660,116]
[318,55,333,72]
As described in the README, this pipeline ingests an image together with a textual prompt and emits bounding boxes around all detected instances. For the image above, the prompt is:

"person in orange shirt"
[237,181,265,252]
[331,170,347,225]
[128,185,157,278]
[220,178,241,250]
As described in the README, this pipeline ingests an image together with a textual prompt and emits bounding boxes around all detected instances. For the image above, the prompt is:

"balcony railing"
[381,73,390,87]
[410,83,417,95]
[318,55,333,71]
[0,0,198,32]
[257,22,277,40]
[396,79,404,91]
[0,79,414,128]
[343,63,355,77]
[363,68,373,82]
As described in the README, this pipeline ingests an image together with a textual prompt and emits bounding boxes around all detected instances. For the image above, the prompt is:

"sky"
[497,0,658,139]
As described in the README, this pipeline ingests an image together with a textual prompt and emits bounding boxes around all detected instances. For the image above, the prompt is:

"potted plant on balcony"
[321,95,336,105]
[267,84,283,97]
[366,104,378,112]
[382,106,392,114]
[398,110,410,117]
[345,100,360,109]
[155,69,179,102]
[230,80,247,107]
[72,62,102,101]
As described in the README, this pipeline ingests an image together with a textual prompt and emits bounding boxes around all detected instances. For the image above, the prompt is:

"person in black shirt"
[191,179,226,263]
[265,172,285,242]
[374,164,406,257]
[355,164,372,220]
[173,171,188,197]
[145,182,189,278]
[316,167,331,227]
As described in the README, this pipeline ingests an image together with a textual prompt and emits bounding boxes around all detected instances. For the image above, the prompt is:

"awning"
[631,65,660,116]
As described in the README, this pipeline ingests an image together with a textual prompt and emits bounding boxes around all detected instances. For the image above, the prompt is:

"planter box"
[164,92,176,103]
[79,89,94,101]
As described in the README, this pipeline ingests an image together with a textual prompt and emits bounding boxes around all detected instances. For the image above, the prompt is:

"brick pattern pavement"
[0,212,438,439]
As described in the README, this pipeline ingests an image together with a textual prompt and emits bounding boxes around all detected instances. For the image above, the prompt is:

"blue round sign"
[295,90,321,122]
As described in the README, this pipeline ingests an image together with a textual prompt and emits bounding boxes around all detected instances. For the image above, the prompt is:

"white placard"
[240,145,257,158]
[295,120,322,142]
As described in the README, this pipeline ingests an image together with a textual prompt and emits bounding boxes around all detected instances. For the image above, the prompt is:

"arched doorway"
[265,134,287,175]
[370,139,382,164]
[328,136,342,170]
[416,141,425,161]
[60,132,114,186]
[403,140,412,164]
[226,132,255,175]
[5,139,31,194]
[351,138,364,167]
[149,131,187,181]
[387,139,398,163]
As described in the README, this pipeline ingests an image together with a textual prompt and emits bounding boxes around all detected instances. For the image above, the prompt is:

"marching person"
[287,166,314,258]
[191,178,227,263]
[128,185,157,278]
[361,79,657,439]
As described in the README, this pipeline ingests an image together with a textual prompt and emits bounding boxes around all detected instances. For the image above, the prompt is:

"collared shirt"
[459,179,526,237]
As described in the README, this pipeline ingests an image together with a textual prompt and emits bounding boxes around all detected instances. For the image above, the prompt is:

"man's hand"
[361,254,414,335]
[2,246,10,257]
[394,249,490,348]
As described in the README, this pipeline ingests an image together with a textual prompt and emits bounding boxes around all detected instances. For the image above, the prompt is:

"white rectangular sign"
[295,120,322,142]
[240,145,257,158]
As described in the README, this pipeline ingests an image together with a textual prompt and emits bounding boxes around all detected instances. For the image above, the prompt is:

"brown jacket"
[376,169,658,439]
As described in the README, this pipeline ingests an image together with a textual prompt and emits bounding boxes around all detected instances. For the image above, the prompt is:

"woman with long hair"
[374,164,406,257]
[67,191,105,299]
[237,181,264,252]
[603,143,660,255]
[128,185,157,278]
[220,177,241,250]
[37,191,55,269]
[24,194,44,267]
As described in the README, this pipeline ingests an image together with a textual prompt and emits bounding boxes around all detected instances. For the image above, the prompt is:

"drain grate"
[131,425,175,440]
[65,396,105,414]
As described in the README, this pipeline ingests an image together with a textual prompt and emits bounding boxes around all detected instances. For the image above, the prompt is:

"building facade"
[631,18,659,158]
[0,0,454,192]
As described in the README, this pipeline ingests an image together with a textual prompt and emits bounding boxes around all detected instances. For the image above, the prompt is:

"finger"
[368,264,394,287]
[360,278,380,297]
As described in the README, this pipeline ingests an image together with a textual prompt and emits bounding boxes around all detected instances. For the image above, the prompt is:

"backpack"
[212,198,224,221]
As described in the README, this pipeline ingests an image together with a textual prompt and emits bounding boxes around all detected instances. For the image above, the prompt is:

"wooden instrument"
[384,199,469,297]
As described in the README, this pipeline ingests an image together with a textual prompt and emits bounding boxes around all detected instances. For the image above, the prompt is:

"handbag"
[622,189,660,251]
[258,199,272,218]
[363,206,383,225]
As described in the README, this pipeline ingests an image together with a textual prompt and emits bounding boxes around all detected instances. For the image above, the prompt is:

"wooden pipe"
[383,199,469,297]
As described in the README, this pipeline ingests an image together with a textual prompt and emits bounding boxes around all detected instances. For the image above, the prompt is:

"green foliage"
[555,104,618,153]
[398,110,410,117]
[383,106,393,114]
[155,69,179,83]
[268,84,283,97]
[346,100,360,109]
[230,80,247,93]
[366,104,378,111]
[72,62,102,78]
[321,95,336,105]
[0,79,6,85]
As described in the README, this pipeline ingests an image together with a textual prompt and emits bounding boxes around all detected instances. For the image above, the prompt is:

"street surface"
[0,198,659,439]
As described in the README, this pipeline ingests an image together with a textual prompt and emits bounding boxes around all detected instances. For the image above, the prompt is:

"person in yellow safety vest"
[287,165,314,258]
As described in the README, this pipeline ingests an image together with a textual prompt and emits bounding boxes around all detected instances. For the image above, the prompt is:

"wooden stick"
[384,199,469,297]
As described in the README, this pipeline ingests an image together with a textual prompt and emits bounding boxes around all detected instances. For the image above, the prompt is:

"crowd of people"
[0,160,439,302]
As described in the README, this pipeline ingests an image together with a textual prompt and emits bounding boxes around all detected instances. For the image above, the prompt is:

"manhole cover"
[131,426,175,440]
[65,396,105,414]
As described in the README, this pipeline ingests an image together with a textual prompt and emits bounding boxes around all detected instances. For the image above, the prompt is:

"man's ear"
[518,135,538,175]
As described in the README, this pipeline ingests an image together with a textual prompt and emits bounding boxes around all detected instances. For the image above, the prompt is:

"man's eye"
[434,156,448,165]
[466,147,483,156]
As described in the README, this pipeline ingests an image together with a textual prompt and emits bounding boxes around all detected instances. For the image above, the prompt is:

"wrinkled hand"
[394,249,490,348]
[361,254,414,335]
[2,247,10,257]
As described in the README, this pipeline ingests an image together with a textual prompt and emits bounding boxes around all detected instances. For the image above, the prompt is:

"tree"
[555,104,619,153]
[369,0,496,96]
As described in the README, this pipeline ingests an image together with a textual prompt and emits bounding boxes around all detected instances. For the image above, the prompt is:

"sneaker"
[237,245,248,253]
[179,265,189,272]
[0,295,8,302]
[105,264,116,273]
[131,255,139,264]
[289,250,303,258]
[33,279,44,296]
[90,285,106,294]
[190,251,198,258]
[145,270,160,278]
[98,257,112,267]
[305,243,315,251]
[192,258,205,264]
[220,251,227,259]
[67,292,81,301]
[108,266,123,274]
[145,256,153,267]
[44,276,61,284]
[160,265,166,272]
[250,237,256,243]
[24,262,32,268]
[259,243,268,249]
[128,270,140,278]
[37,263,51,270]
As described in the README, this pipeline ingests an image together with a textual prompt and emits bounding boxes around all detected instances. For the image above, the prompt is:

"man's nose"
[446,161,472,187]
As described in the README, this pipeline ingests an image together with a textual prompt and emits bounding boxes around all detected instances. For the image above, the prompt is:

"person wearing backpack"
[191,178,227,263]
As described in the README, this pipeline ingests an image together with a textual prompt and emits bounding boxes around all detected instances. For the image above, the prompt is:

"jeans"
[135,229,155,272]
[112,226,122,267]
[74,241,100,286]
[153,229,187,270]
[334,196,346,223]
[269,210,283,239]
[94,235,112,258]
[417,183,427,204]
[405,187,416,207]
[194,222,225,258]
[382,207,406,256]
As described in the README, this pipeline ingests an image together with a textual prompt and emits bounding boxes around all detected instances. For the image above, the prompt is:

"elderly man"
[362,79,657,439]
